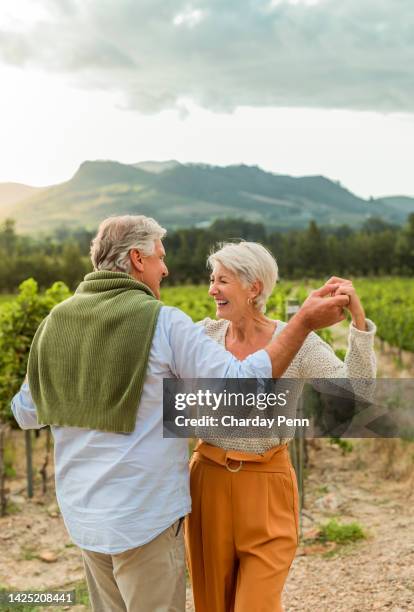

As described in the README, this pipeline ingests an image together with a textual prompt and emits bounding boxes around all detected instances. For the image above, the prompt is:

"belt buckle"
[225,458,243,473]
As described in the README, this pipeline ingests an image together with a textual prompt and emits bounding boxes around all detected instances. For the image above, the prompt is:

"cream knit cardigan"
[199,318,377,453]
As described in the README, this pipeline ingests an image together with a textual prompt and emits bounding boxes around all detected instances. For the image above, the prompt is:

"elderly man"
[12,215,348,612]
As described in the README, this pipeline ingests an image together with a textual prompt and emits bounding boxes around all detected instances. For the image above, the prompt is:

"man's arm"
[166,283,349,380]
[11,379,45,430]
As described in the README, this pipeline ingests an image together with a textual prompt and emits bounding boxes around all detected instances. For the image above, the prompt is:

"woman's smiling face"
[208,262,252,320]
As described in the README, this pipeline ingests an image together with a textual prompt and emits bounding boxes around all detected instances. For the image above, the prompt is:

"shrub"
[329,437,354,454]
[0,278,70,424]
[319,518,366,544]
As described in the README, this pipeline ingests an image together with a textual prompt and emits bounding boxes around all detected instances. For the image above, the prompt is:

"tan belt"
[192,440,291,473]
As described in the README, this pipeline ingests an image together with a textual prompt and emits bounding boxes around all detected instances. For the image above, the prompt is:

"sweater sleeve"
[297,319,377,379]
[296,319,377,412]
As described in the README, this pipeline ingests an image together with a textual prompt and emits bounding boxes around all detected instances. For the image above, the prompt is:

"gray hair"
[90,215,166,273]
[207,241,278,313]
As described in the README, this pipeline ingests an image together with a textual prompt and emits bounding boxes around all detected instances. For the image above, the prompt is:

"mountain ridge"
[1,160,413,233]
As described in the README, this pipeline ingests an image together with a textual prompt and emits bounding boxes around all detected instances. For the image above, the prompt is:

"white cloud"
[173,7,206,28]
[0,0,412,115]
[270,0,322,6]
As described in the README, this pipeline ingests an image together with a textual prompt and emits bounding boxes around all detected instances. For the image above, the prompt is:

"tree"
[296,221,328,277]
[0,219,17,256]
[395,213,414,272]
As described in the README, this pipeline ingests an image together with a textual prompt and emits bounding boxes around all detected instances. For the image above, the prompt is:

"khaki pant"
[185,442,299,612]
[81,519,186,612]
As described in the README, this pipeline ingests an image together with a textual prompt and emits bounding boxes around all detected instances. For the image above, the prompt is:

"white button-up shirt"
[12,306,271,554]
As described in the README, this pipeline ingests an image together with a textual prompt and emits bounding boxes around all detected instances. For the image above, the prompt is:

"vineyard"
[161,278,414,355]
[0,277,413,611]
[0,276,413,423]
[354,278,414,353]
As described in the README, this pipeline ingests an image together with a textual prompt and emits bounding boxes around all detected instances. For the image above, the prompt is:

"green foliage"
[1,216,414,294]
[329,438,354,454]
[0,279,71,424]
[162,283,292,323]
[316,328,333,346]
[73,582,90,606]
[5,501,22,515]
[0,295,14,306]
[319,519,366,544]
[0,218,91,292]
[0,268,412,428]
[3,443,16,477]
[162,286,217,321]
[334,348,346,361]
[163,277,414,357]
[355,278,414,352]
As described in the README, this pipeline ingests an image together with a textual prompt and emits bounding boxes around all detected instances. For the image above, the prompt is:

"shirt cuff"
[245,348,272,378]
[350,318,376,337]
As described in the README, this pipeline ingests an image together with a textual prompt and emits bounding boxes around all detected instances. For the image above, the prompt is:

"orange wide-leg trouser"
[185,442,299,612]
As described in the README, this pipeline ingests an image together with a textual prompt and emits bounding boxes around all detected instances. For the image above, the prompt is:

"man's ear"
[129,248,145,273]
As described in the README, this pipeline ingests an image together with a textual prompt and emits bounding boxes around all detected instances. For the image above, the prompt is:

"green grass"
[5,501,22,515]
[71,581,90,607]
[319,519,366,544]
[328,438,354,454]
[20,547,37,561]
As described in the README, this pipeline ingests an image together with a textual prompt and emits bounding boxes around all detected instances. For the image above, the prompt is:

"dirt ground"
[283,440,414,611]
[1,437,413,611]
[1,327,413,611]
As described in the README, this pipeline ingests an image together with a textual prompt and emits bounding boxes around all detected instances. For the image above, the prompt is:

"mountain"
[0,182,43,210]
[134,160,181,174]
[1,160,413,233]
[372,196,414,224]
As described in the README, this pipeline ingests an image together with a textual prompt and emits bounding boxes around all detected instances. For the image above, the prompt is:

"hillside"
[1,161,414,233]
[0,182,43,209]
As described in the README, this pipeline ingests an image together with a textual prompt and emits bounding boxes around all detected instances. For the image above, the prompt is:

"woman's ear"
[129,248,145,273]
[250,279,263,301]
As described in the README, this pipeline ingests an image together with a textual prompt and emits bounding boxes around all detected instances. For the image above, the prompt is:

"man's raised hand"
[295,283,350,331]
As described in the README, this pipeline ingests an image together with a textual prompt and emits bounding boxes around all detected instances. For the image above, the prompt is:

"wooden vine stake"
[40,427,51,494]
[25,429,34,498]
[286,298,305,537]
[0,423,10,516]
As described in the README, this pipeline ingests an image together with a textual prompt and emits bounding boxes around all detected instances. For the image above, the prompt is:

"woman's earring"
[247,297,252,306]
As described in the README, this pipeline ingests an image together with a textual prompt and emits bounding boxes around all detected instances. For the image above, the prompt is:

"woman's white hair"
[90,215,166,273]
[207,241,278,313]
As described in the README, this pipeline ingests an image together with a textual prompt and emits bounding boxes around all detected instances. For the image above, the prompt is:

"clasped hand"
[324,276,366,331]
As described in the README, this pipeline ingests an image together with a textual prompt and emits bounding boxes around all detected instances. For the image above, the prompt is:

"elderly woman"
[185,241,376,612]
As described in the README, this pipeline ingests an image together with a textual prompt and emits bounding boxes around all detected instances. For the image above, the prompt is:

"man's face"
[130,239,168,299]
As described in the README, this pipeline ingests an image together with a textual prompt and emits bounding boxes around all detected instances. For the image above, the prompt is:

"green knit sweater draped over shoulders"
[28,271,162,433]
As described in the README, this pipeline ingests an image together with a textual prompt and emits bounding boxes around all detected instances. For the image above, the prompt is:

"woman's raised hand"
[324,277,366,331]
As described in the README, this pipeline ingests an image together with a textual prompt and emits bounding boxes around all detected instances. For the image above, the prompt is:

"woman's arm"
[297,320,376,380]
[297,277,376,379]
[295,280,377,434]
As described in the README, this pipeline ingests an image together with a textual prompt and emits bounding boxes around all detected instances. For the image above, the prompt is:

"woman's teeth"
[217,300,229,306]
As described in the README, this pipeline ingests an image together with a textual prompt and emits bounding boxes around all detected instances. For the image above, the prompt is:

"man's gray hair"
[207,241,278,313]
[90,215,167,273]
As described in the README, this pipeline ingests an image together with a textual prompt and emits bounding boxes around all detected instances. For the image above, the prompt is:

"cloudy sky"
[0,0,413,198]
